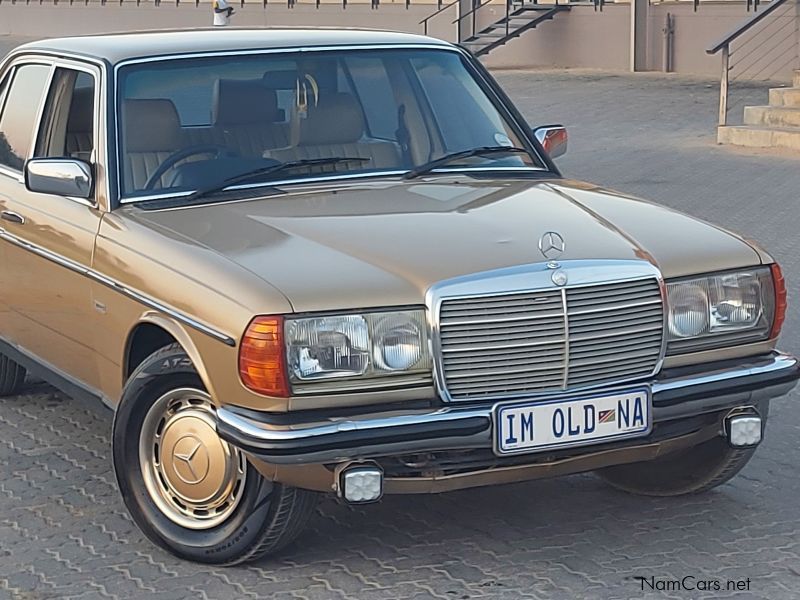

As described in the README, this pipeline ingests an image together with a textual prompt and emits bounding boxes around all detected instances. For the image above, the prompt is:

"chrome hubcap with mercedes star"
[0,29,796,565]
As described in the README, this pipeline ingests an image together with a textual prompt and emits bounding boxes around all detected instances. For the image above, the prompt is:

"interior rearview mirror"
[533,125,568,160]
[25,158,93,199]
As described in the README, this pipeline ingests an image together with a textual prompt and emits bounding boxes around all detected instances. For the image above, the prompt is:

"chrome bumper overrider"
[216,352,799,465]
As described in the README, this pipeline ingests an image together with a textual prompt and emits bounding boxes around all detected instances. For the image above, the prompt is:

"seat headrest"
[262,70,298,90]
[67,87,94,134]
[299,93,365,145]
[123,99,182,152]
[212,79,280,126]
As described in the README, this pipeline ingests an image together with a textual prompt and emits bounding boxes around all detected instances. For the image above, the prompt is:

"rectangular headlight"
[666,267,775,354]
[285,309,431,384]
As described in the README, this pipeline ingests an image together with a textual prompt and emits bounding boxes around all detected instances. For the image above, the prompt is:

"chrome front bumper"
[216,352,800,465]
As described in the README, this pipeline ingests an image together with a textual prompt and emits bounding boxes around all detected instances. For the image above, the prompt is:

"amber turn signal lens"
[239,316,289,397]
[770,263,787,339]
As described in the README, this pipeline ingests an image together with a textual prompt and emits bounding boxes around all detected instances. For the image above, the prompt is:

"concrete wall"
[482,1,798,79]
[482,5,631,70]
[0,0,797,79]
[0,3,447,38]
[646,2,799,77]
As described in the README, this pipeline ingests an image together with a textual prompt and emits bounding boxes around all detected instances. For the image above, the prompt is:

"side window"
[0,64,51,171]
[37,68,96,161]
[68,72,96,161]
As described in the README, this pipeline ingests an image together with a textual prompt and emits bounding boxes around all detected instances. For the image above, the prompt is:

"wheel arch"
[123,312,217,400]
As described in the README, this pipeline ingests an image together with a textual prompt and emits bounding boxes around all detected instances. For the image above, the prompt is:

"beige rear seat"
[209,79,289,157]
[265,93,400,172]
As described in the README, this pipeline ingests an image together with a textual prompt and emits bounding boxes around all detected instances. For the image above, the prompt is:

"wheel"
[112,343,317,565]
[596,411,767,497]
[0,353,26,396]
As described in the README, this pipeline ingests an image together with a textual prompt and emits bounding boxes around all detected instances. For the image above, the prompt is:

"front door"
[0,59,105,390]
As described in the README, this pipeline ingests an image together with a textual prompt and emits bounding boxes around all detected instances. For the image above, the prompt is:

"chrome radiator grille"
[437,278,664,401]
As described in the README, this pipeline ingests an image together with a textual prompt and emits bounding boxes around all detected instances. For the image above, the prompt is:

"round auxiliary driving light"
[668,283,709,338]
[374,318,423,371]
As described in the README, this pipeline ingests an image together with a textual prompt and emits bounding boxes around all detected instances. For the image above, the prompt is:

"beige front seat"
[122,99,183,192]
[209,79,289,156]
[266,93,401,172]
[65,87,93,161]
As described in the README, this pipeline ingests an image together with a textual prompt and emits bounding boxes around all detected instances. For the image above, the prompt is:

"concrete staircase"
[718,70,800,151]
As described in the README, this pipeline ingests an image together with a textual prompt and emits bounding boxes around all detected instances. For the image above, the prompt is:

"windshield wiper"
[183,157,370,204]
[403,146,531,180]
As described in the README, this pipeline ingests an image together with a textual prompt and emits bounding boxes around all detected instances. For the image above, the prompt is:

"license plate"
[494,388,651,455]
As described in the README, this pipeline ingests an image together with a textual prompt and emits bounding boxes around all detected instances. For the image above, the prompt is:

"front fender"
[125,311,220,405]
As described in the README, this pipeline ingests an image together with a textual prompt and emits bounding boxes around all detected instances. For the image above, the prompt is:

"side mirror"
[533,125,568,160]
[25,158,93,199]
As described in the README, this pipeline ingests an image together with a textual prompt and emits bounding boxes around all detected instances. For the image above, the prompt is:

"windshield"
[116,48,543,201]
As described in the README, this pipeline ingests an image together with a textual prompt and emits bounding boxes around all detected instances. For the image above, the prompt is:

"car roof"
[13,28,454,65]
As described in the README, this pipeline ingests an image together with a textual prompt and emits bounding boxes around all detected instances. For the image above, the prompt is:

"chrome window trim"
[34,59,105,208]
[0,50,111,210]
[0,65,13,125]
[31,62,58,162]
[112,43,459,70]
[8,50,112,211]
[117,166,546,205]
[0,226,236,347]
[1,48,107,72]
[425,259,668,403]
[433,166,545,173]
[119,170,410,204]
[112,44,547,204]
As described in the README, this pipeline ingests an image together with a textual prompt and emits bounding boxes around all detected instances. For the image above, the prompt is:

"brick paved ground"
[2,39,800,600]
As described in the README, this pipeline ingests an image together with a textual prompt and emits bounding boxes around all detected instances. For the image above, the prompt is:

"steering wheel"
[144,144,237,191]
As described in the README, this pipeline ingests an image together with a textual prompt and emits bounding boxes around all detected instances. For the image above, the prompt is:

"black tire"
[0,354,26,396]
[596,409,767,497]
[112,343,317,565]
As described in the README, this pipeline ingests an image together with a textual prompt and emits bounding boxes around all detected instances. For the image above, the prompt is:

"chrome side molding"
[0,227,236,347]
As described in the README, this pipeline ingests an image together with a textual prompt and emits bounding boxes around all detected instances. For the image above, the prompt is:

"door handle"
[1,211,25,225]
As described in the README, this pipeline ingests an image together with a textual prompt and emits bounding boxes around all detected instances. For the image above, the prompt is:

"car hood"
[130,177,763,313]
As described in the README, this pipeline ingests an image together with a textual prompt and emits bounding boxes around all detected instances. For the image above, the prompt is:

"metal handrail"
[706,0,795,126]
[420,0,460,35]
[706,0,790,55]
[452,0,499,23]
[450,0,508,41]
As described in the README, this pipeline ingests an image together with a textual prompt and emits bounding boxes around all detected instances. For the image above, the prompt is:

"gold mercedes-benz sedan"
[0,29,796,565]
